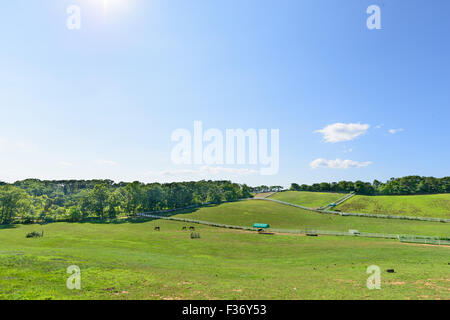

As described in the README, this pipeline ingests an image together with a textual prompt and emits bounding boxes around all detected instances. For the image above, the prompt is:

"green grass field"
[172,201,450,237]
[337,194,450,219]
[269,191,346,208]
[0,220,448,300]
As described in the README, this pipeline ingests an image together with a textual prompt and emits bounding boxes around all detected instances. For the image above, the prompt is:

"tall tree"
[0,186,31,224]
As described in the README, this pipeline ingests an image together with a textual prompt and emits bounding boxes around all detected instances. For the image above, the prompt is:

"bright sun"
[101,0,126,16]
[81,0,131,18]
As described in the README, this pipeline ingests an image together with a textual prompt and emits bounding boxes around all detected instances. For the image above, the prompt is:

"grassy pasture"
[172,201,450,237]
[269,191,346,208]
[0,220,448,300]
[337,194,450,219]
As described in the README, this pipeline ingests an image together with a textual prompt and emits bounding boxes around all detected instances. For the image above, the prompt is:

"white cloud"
[145,166,258,177]
[310,158,372,169]
[315,123,370,143]
[388,128,404,134]
[96,159,117,166]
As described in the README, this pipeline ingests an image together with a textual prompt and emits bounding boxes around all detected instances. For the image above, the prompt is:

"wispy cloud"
[0,138,37,153]
[15,141,37,153]
[145,166,258,177]
[96,159,117,166]
[310,158,372,169]
[316,123,370,143]
[388,128,404,134]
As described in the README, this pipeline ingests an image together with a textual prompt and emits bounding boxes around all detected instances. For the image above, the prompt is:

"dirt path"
[397,242,450,249]
[253,192,276,199]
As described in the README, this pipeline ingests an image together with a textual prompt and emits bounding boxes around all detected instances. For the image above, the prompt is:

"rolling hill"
[269,191,346,208]
[336,194,450,219]
[170,200,450,237]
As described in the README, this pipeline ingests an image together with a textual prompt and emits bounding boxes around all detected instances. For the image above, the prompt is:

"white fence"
[137,213,449,245]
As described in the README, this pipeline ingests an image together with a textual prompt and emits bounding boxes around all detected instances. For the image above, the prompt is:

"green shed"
[253,223,270,229]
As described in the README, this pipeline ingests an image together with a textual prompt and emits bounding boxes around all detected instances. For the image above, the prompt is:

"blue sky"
[0,0,449,187]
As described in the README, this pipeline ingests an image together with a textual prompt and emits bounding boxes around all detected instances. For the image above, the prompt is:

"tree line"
[2,175,448,225]
[0,179,252,225]
[289,176,450,195]
[248,185,285,193]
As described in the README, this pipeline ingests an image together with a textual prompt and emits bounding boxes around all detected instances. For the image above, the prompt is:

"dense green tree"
[207,185,223,203]
[124,182,145,214]
[288,176,449,195]
[88,184,109,219]
[105,189,126,219]
[0,186,31,224]
[67,206,83,222]
[241,184,253,198]
[144,184,165,211]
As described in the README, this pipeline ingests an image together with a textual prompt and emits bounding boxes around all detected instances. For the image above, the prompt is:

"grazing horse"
[182,226,187,230]
[189,226,195,231]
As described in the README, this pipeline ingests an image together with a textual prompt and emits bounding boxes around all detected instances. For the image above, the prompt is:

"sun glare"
[81,0,132,19]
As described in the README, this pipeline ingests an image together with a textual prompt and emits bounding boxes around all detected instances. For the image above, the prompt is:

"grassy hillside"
[337,194,450,219]
[269,191,346,208]
[172,200,450,237]
[0,221,448,300]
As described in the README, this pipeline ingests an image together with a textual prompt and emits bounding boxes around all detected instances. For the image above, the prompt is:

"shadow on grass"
[76,203,225,225]
[156,202,240,218]
[4,201,235,227]
[0,224,18,230]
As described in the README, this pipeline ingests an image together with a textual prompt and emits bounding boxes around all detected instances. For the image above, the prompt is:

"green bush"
[26,231,44,238]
